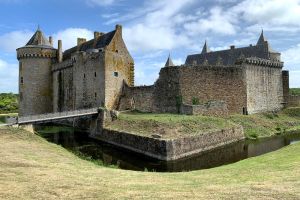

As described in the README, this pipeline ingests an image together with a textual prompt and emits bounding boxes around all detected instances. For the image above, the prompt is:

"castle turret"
[17,27,57,116]
[201,40,210,54]
[256,30,266,45]
[165,54,175,67]
[256,29,281,61]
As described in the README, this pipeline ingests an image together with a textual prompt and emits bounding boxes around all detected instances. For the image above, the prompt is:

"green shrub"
[275,126,287,135]
[248,130,259,139]
[0,93,18,114]
[290,88,300,96]
[192,97,200,105]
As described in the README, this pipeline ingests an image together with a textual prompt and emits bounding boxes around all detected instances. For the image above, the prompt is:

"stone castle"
[17,25,289,117]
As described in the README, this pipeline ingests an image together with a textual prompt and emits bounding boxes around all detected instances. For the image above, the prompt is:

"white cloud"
[289,71,300,88]
[86,0,116,7]
[122,0,195,52]
[282,45,300,87]
[233,0,300,31]
[282,44,300,71]
[0,30,33,52]
[124,24,189,52]
[0,59,18,93]
[53,28,94,51]
[184,7,237,36]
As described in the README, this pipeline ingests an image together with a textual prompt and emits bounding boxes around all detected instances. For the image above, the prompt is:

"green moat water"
[38,126,300,172]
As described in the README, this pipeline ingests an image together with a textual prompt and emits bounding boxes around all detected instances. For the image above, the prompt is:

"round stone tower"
[16,27,57,116]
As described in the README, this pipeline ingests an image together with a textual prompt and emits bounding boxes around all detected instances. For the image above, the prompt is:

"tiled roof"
[63,30,116,60]
[186,33,280,66]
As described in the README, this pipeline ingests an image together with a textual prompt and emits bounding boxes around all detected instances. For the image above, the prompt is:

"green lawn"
[106,107,300,139]
[0,127,299,199]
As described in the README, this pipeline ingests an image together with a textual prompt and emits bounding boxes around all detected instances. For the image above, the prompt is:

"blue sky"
[0,0,299,93]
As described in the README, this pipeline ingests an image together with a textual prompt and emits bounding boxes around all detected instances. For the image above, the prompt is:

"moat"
[38,126,300,172]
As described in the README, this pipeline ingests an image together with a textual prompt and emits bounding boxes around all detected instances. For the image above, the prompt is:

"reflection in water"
[39,127,300,172]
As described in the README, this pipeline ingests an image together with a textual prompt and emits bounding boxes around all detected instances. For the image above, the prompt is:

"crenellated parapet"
[235,57,284,68]
[17,47,57,60]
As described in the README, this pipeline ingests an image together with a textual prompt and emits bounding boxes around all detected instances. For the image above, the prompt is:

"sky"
[0,0,299,93]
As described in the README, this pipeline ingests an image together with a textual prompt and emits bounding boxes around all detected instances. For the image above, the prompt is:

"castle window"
[115,50,118,53]
[114,71,119,77]
[20,77,24,84]
[84,73,86,78]
[94,72,97,77]
[95,92,97,98]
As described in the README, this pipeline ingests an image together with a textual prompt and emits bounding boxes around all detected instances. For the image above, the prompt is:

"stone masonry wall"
[289,95,300,107]
[180,101,228,116]
[178,65,247,114]
[19,57,54,116]
[118,85,154,112]
[282,70,290,106]
[120,65,247,115]
[152,67,181,113]
[92,125,244,161]
[52,66,74,112]
[73,51,106,110]
[104,26,134,109]
[52,51,106,113]
[245,64,284,114]
[151,65,247,114]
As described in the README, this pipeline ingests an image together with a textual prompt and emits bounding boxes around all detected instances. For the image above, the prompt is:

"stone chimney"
[115,24,122,34]
[94,32,101,39]
[77,38,86,46]
[58,40,63,63]
[77,38,86,51]
[49,36,53,46]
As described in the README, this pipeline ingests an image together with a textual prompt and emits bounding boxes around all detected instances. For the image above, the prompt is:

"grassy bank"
[106,107,300,139]
[106,112,236,139]
[229,107,300,139]
[0,127,299,199]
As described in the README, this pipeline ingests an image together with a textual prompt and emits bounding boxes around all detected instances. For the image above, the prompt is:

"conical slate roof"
[26,27,52,48]
[201,40,210,54]
[256,29,276,52]
[165,54,175,67]
[256,30,266,45]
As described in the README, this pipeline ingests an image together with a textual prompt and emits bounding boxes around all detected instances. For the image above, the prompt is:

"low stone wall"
[180,101,228,116]
[289,95,300,107]
[91,126,244,161]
